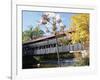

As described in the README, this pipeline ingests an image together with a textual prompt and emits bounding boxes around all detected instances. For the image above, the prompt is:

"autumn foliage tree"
[69,13,89,49]
[67,13,90,66]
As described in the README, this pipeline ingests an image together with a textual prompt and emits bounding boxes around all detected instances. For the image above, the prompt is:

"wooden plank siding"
[23,43,84,56]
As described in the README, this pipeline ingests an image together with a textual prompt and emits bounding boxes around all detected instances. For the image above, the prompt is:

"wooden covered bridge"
[22,33,85,69]
[23,34,84,56]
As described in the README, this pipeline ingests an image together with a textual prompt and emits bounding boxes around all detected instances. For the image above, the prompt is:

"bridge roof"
[23,32,66,45]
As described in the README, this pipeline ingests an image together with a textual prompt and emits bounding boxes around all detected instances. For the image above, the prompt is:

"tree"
[22,26,44,42]
[38,12,66,67]
[67,14,89,66]
[69,13,89,46]
[22,27,33,42]
[32,26,44,39]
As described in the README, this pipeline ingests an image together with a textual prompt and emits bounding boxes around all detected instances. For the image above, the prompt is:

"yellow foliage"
[69,13,89,44]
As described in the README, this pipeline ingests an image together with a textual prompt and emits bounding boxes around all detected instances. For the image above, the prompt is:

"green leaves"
[33,26,45,38]
[22,26,44,43]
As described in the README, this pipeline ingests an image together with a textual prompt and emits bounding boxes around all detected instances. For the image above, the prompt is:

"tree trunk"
[55,35,61,67]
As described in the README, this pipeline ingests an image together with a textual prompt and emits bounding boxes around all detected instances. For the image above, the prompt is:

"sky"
[22,10,76,35]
